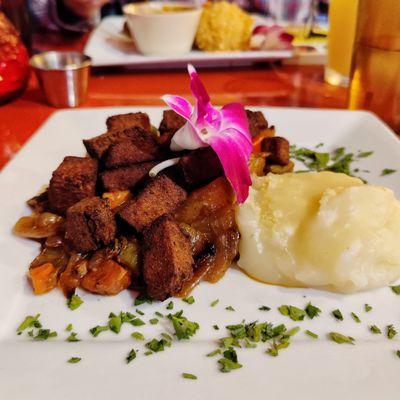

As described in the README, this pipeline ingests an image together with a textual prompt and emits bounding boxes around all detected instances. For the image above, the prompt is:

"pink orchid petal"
[188,64,210,106]
[219,103,252,147]
[208,130,252,204]
[162,95,192,119]
[170,122,207,151]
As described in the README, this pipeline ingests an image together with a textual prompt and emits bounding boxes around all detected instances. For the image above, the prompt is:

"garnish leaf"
[390,285,400,295]
[305,303,321,319]
[90,325,109,337]
[182,373,197,380]
[66,332,80,342]
[369,325,381,334]
[351,312,361,323]
[211,299,219,307]
[305,330,318,339]
[381,168,396,176]
[168,311,199,340]
[329,332,355,345]
[131,332,145,341]
[67,357,81,364]
[364,304,372,312]
[387,325,397,340]
[332,309,343,321]
[17,314,41,332]
[278,305,306,321]
[126,349,137,364]
[67,294,83,311]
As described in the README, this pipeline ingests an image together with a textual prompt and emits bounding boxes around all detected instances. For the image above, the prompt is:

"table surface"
[0,31,348,170]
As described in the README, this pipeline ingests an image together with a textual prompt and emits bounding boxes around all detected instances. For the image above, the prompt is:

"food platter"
[1,106,400,400]
[84,16,293,68]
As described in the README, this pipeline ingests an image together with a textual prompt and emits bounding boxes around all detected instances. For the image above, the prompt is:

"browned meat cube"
[119,175,187,232]
[106,112,151,133]
[83,127,158,160]
[48,156,98,215]
[104,139,157,168]
[159,109,186,136]
[143,216,194,300]
[65,197,116,253]
[178,147,223,186]
[246,110,269,137]
[101,162,156,192]
[261,136,290,166]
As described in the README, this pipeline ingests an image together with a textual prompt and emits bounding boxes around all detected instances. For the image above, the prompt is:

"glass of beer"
[348,0,400,133]
[325,0,358,87]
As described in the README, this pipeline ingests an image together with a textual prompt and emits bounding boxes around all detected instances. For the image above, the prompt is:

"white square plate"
[1,107,400,400]
[84,16,293,68]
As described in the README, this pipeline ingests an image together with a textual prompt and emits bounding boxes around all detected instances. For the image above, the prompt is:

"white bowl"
[123,2,202,56]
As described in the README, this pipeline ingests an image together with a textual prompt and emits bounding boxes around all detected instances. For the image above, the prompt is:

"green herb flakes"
[207,349,221,357]
[218,348,242,373]
[351,312,361,323]
[210,299,219,307]
[332,309,343,321]
[396,350,400,359]
[278,305,306,321]
[258,306,271,311]
[161,332,173,341]
[66,323,73,332]
[66,332,80,342]
[67,357,81,364]
[364,304,372,312]
[34,329,57,340]
[90,325,109,337]
[381,169,396,176]
[225,306,235,311]
[17,314,41,332]
[131,332,145,341]
[149,318,159,325]
[168,311,199,340]
[134,293,153,306]
[183,296,195,305]
[130,318,145,327]
[369,325,381,334]
[146,338,170,353]
[357,151,373,158]
[329,332,355,345]
[390,285,400,295]
[126,349,137,364]
[136,309,145,316]
[213,325,219,330]
[182,373,197,380]
[67,294,83,311]
[305,330,318,339]
[166,301,174,310]
[108,315,122,333]
[387,325,397,340]
[305,303,321,319]
[144,351,152,356]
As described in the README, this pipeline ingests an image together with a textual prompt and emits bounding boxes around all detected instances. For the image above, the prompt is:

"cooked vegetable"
[58,256,88,298]
[117,238,140,275]
[67,294,83,310]
[102,190,131,210]
[30,246,69,270]
[13,212,64,239]
[29,263,58,294]
[80,260,131,295]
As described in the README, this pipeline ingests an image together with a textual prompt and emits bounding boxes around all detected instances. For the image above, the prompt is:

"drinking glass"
[348,0,400,133]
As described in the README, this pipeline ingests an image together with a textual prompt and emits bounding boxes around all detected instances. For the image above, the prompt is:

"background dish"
[1,107,399,400]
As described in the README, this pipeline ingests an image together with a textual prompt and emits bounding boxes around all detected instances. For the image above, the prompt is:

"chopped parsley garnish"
[126,349,137,364]
[17,314,41,332]
[305,303,321,319]
[144,351,152,356]
[369,325,381,334]
[218,348,242,373]
[351,312,361,323]
[305,330,318,339]
[206,349,221,357]
[161,333,173,341]
[67,294,83,311]
[258,306,271,311]
[364,304,372,312]
[155,311,164,318]
[66,332,80,342]
[134,293,153,306]
[149,318,159,325]
[387,325,397,339]
[67,357,81,364]
[396,350,400,359]
[225,306,235,311]
[168,311,199,340]
[166,301,174,310]
[332,309,343,321]
[146,338,171,353]
[108,315,122,333]
[136,309,145,316]
[66,324,73,332]
[34,329,57,340]
[357,151,373,158]
[390,285,400,295]
[278,305,306,321]
[130,318,145,327]
[90,325,109,337]
[213,325,219,330]
[381,168,396,176]
[329,332,355,345]
[131,332,144,341]
[210,299,219,307]
[183,296,195,305]
[182,373,197,380]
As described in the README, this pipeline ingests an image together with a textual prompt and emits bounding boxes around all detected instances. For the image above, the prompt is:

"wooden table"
[0,31,347,170]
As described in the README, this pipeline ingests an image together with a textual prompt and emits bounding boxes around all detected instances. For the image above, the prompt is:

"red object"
[0,12,30,103]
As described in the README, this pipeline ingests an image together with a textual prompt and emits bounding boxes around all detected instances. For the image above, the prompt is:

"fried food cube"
[119,175,187,232]
[158,110,186,136]
[178,147,223,187]
[81,259,131,295]
[261,136,290,166]
[83,127,158,160]
[143,216,194,300]
[246,109,269,137]
[65,197,116,253]
[48,156,98,215]
[106,112,151,133]
[101,162,156,191]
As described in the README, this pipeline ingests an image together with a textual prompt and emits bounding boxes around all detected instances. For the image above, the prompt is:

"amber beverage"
[348,0,400,133]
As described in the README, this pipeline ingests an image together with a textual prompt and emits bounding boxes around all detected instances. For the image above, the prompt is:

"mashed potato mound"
[195,1,253,51]
[236,172,400,293]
